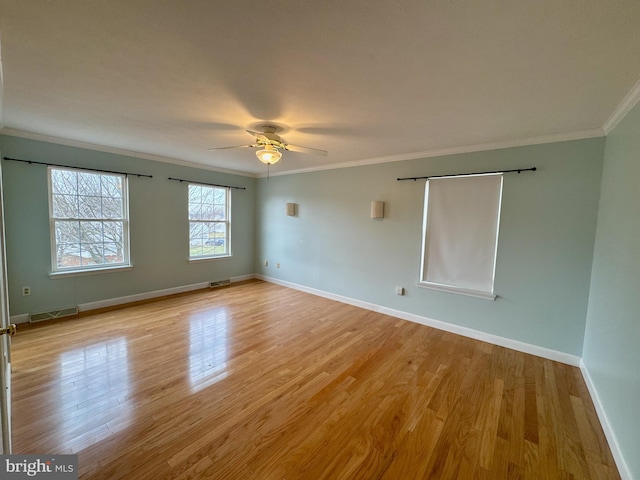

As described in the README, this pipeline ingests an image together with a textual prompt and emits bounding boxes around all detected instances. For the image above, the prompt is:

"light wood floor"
[11,280,619,479]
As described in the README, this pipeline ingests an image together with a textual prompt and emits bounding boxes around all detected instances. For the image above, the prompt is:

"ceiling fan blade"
[283,143,328,156]
[246,129,269,140]
[207,144,257,151]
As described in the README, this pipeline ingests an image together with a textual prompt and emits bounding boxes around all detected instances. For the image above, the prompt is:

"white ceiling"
[1,1,639,176]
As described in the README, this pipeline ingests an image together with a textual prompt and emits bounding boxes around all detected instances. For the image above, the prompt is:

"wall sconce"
[370,201,384,219]
[286,202,297,216]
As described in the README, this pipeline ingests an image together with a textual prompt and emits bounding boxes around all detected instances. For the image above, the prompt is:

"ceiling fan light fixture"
[256,145,282,165]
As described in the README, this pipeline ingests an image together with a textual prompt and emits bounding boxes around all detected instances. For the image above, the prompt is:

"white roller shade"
[420,173,503,298]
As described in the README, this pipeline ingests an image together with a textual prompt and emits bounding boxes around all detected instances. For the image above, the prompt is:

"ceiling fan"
[208,125,328,165]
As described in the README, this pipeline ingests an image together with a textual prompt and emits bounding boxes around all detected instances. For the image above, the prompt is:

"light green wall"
[0,135,256,315]
[2,129,635,474]
[583,101,640,478]
[0,134,606,356]
[256,138,605,356]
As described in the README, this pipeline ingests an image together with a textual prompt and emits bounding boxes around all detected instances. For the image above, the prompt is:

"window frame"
[187,183,231,261]
[48,166,131,276]
[418,173,503,300]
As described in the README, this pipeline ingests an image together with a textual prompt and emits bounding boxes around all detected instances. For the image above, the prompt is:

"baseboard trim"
[580,360,632,480]
[9,313,29,325]
[78,281,211,312]
[11,275,255,322]
[79,274,253,312]
[230,274,256,283]
[256,275,581,366]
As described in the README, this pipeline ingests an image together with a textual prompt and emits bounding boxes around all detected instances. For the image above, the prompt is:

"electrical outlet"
[264,260,268,267]
[22,286,31,296]
[395,286,405,296]
[276,263,281,269]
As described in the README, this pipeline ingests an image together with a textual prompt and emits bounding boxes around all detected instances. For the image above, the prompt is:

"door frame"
[0,155,13,454]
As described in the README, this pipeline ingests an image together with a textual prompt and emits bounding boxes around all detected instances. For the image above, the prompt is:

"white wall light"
[371,201,384,219]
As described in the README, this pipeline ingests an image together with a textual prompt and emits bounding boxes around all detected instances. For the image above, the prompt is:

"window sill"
[416,282,497,301]
[49,265,133,279]
[188,255,233,263]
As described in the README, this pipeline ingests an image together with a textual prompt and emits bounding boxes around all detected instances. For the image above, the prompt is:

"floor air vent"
[209,279,231,288]
[30,306,79,323]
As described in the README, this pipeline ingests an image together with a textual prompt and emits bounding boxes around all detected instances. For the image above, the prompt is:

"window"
[188,184,230,259]
[419,173,503,300]
[49,167,130,273]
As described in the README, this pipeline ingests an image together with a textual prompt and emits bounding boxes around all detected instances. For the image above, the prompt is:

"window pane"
[102,197,123,219]
[188,185,202,205]
[212,204,225,221]
[202,187,214,204]
[213,223,226,254]
[188,184,229,258]
[189,204,202,221]
[51,170,77,195]
[78,195,102,219]
[103,243,123,264]
[190,222,204,242]
[55,221,80,244]
[56,243,81,269]
[213,189,225,204]
[77,172,101,196]
[52,194,79,218]
[214,222,226,239]
[50,167,129,272]
[200,204,214,221]
[54,214,84,267]
[80,221,103,243]
[101,175,122,198]
[103,222,124,244]
[81,243,104,265]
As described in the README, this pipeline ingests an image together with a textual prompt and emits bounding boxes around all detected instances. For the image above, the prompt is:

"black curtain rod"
[397,167,537,182]
[2,156,153,178]
[168,177,246,191]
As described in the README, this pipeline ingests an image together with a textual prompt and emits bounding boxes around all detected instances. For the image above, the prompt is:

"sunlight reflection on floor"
[189,308,229,392]
[57,338,132,452]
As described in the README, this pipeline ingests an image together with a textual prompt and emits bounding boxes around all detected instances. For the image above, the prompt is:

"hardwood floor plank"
[523,439,542,480]
[10,280,620,479]
[523,355,539,445]
[478,378,505,470]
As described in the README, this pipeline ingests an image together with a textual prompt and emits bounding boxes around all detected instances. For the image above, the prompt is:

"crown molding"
[0,125,606,180]
[260,128,605,178]
[0,128,258,178]
[603,78,640,135]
